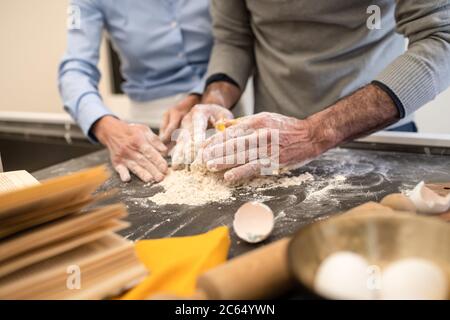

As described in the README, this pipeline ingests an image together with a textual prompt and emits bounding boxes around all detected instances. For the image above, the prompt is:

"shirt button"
[171,21,178,28]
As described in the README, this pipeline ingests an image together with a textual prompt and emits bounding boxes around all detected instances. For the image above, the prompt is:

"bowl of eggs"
[288,210,450,300]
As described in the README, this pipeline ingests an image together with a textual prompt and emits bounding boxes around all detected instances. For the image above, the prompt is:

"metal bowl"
[288,210,450,299]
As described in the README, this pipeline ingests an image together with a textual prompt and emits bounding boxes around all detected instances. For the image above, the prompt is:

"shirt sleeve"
[58,0,114,142]
[189,72,208,95]
[375,0,450,117]
[206,0,255,91]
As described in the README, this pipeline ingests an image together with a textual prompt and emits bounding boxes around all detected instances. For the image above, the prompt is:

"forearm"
[201,81,242,109]
[307,84,400,152]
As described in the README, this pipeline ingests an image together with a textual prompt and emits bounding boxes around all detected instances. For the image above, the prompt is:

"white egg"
[233,202,274,243]
[381,258,448,300]
[314,251,376,300]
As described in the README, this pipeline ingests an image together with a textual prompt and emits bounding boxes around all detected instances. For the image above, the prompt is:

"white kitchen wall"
[415,89,450,134]
[0,1,448,133]
[0,0,122,117]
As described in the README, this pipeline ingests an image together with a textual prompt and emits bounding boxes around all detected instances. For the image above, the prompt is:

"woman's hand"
[93,116,168,183]
[159,94,201,144]
[171,104,234,169]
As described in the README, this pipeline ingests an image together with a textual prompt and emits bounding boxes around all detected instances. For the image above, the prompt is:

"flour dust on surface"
[146,168,316,206]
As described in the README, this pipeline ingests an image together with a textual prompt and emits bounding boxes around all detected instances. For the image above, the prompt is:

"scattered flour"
[304,175,348,202]
[147,168,315,206]
[245,173,314,191]
[148,169,232,206]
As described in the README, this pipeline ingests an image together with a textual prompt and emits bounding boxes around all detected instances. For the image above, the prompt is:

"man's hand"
[93,116,168,183]
[171,104,233,169]
[159,94,201,144]
[195,84,400,183]
[196,112,319,183]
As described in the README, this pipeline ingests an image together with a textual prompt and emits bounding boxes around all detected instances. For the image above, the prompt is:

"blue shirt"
[58,0,213,139]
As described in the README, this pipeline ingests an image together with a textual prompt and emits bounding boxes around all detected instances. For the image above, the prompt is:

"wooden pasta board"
[0,166,110,221]
[0,203,127,262]
[0,234,145,299]
[0,166,146,300]
[0,220,129,278]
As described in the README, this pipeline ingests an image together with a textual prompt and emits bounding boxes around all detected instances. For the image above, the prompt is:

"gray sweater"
[207,0,450,127]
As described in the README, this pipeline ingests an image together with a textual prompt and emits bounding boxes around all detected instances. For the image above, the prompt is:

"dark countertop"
[34,146,450,258]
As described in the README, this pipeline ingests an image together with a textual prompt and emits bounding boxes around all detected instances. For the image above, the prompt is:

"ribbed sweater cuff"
[375,54,437,117]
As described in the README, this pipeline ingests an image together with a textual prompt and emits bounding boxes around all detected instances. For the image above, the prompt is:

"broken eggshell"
[408,181,450,214]
[233,202,274,243]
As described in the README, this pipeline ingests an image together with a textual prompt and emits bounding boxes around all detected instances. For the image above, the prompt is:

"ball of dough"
[381,258,448,300]
[314,251,376,300]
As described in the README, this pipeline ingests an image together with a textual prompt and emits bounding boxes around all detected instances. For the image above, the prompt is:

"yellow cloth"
[122,226,230,299]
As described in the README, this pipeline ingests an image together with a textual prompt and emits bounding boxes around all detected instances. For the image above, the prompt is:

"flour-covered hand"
[171,104,233,169]
[93,116,168,183]
[197,112,322,183]
[159,94,200,144]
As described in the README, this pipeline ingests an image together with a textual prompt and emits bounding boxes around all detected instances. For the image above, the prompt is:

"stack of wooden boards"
[0,166,146,299]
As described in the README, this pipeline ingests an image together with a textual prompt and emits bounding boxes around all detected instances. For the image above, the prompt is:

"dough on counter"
[147,168,313,206]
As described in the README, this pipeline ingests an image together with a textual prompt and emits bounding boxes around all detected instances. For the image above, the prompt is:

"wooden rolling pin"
[196,238,292,300]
